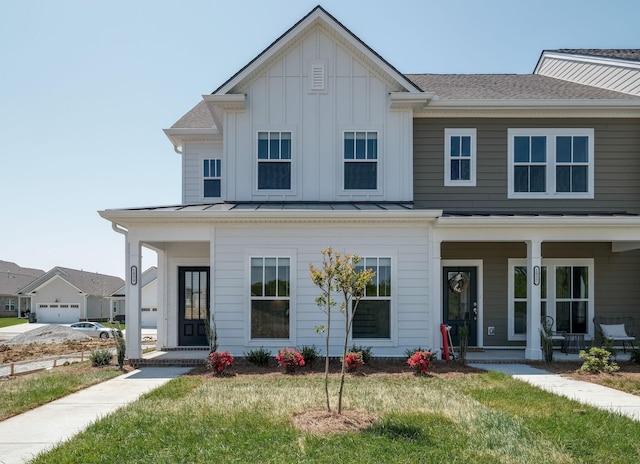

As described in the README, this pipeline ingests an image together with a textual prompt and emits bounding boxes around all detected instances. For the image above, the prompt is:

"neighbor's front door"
[443,267,478,347]
[178,267,209,346]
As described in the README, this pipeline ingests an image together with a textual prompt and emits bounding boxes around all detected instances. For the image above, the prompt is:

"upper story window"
[257,131,291,190]
[344,131,378,190]
[203,159,221,198]
[444,129,476,186]
[352,257,391,339]
[508,129,594,199]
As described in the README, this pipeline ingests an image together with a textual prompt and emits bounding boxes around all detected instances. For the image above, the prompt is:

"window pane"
[344,132,355,159]
[250,258,263,297]
[573,136,588,162]
[556,266,570,299]
[514,166,529,192]
[556,136,572,163]
[352,300,390,338]
[378,258,391,297]
[514,302,527,334]
[269,132,280,160]
[251,300,289,338]
[355,132,366,159]
[258,162,291,190]
[204,179,221,197]
[514,136,530,162]
[556,166,570,192]
[264,258,277,297]
[572,166,587,192]
[531,136,546,162]
[460,159,470,180]
[203,159,210,177]
[461,136,471,157]
[572,301,588,333]
[344,162,377,189]
[450,160,460,180]
[278,258,290,297]
[556,302,570,332]
[258,132,269,159]
[451,136,460,157]
[365,257,378,297]
[280,132,291,160]
[214,159,221,176]
[514,266,527,299]
[530,165,546,192]
[367,133,377,160]
[572,267,588,298]
[541,266,547,299]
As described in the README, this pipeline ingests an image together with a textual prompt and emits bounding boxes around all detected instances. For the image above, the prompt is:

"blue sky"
[1,0,638,278]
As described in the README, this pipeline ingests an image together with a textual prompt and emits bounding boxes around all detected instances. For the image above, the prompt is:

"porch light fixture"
[533,266,541,286]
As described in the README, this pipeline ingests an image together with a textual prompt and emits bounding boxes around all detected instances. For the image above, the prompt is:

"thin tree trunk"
[324,293,331,412]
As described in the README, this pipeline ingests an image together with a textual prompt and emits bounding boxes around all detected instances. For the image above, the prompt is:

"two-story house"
[100,6,640,363]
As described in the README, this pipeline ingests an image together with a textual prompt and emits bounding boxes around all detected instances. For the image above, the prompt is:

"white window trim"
[203,158,222,199]
[508,258,594,341]
[255,130,294,193]
[245,250,296,346]
[444,128,477,187]
[341,130,381,193]
[507,128,594,199]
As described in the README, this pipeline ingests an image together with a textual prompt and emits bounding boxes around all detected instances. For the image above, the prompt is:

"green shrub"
[298,345,320,369]
[349,344,373,364]
[403,347,438,361]
[578,347,619,374]
[244,347,271,367]
[90,349,113,367]
[630,348,640,364]
[111,327,126,368]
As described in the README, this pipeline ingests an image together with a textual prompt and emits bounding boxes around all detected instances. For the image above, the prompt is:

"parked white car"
[70,322,120,339]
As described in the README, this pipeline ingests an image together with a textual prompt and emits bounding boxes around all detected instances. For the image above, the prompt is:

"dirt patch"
[292,409,376,435]
[0,339,116,363]
[530,360,640,389]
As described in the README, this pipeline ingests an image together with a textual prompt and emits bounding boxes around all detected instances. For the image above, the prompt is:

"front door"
[178,267,209,346]
[443,267,478,347]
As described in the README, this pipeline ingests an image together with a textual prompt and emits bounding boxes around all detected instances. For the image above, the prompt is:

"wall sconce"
[533,265,541,286]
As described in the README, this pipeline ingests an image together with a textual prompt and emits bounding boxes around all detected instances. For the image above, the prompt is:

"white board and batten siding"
[208,222,431,358]
[220,26,414,203]
[536,53,640,96]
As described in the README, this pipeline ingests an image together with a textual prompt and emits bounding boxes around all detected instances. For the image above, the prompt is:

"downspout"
[173,144,183,155]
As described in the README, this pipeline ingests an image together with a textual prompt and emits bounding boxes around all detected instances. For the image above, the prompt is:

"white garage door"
[37,304,80,323]
[141,307,158,328]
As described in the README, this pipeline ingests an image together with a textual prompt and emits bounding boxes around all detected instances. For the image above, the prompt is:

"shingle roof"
[405,74,640,100]
[171,101,214,129]
[0,261,44,295]
[19,267,124,296]
[549,49,640,62]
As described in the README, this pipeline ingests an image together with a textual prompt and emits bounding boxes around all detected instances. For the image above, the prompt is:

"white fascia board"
[426,99,640,108]
[535,51,640,74]
[436,215,640,227]
[389,92,435,109]
[163,128,220,148]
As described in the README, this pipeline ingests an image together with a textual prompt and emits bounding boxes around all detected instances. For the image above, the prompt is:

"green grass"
[0,317,28,328]
[31,372,640,463]
[0,362,124,420]
[598,376,640,396]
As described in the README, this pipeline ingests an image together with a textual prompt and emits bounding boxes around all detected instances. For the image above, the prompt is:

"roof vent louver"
[310,63,325,91]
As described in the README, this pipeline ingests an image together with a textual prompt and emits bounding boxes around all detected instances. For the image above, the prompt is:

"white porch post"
[525,240,543,360]
[156,248,167,351]
[209,226,216,343]
[126,238,142,359]
[430,233,442,354]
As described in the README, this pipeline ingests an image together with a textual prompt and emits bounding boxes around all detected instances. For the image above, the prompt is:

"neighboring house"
[100,6,640,362]
[19,267,124,323]
[0,260,44,318]
[110,267,158,328]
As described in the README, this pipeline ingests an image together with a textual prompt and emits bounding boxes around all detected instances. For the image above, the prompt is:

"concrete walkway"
[0,367,190,464]
[470,363,640,421]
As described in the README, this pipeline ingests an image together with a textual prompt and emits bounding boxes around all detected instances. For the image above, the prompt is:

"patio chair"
[594,316,636,353]
[541,316,566,351]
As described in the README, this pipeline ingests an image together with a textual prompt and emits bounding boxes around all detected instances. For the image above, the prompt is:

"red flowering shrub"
[276,348,305,373]
[343,351,364,372]
[407,350,432,375]
[208,351,234,375]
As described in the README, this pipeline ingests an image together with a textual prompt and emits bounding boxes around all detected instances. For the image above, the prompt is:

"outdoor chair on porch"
[594,316,636,353]
[542,316,566,351]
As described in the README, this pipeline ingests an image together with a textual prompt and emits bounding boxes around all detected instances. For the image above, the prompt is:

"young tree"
[310,248,375,414]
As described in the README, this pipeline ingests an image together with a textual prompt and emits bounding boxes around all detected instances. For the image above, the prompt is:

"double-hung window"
[203,159,221,198]
[508,129,594,198]
[344,131,378,190]
[352,257,391,339]
[250,257,290,339]
[4,299,15,311]
[508,259,592,340]
[444,129,476,186]
[257,131,291,190]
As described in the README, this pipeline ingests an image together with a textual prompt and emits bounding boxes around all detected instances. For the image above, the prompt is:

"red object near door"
[440,324,451,361]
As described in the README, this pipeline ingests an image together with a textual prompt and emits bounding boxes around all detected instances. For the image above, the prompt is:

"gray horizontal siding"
[414,118,640,213]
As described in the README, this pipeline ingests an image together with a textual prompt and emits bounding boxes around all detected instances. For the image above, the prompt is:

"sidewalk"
[0,367,190,464]
[470,363,640,421]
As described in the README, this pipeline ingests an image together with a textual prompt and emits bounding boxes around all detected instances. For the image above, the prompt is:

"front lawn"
[0,317,28,328]
[32,370,640,463]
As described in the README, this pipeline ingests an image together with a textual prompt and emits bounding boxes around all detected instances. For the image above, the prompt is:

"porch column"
[430,234,442,354]
[126,238,142,359]
[525,240,543,360]
[209,226,216,342]
[156,247,167,350]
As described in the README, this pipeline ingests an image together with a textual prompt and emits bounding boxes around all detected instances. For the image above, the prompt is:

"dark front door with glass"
[443,267,478,347]
[178,267,209,346]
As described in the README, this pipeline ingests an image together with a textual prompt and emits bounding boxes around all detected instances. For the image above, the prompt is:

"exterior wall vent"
[310,63,325,91]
